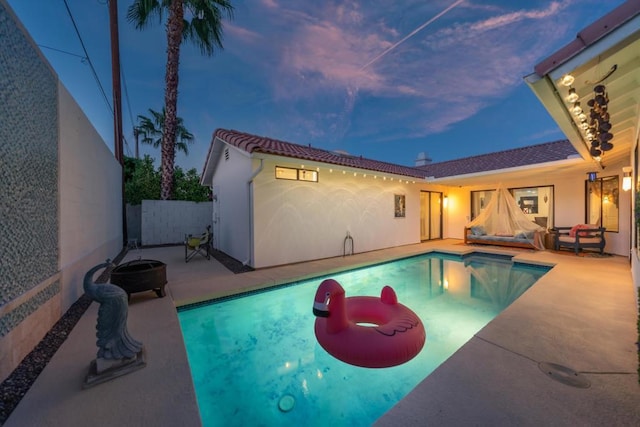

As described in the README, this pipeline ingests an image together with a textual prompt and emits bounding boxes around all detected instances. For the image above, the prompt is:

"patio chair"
[552,224,606,255]
[185,225,212,263]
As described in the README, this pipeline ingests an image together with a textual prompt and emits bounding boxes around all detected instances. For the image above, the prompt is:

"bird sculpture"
[83,260,143,360]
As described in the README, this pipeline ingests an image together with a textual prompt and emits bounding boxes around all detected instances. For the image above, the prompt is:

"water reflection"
[464,256,542,310]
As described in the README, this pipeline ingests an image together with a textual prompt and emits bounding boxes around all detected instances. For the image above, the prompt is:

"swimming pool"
[178,252,549,426]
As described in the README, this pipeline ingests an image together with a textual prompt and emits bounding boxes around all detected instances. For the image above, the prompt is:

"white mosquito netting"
[466,185,545,250]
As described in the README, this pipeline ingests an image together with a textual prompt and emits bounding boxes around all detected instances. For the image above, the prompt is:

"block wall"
[141,200,213,245]
[0,2,60,375]
[0,1,122,381]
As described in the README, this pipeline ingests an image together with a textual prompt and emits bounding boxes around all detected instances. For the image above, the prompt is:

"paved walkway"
[5,240,639,426]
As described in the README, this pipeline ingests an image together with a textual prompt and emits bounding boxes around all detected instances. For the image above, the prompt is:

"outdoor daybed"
[552,224,606,254]
[464,226,545,250]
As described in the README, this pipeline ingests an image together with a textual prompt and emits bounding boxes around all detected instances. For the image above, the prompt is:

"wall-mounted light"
[566,87,579,103]
[570,102,582,116]
[622,166,632,191]
[561,74,615,162]
[443,195,448,208]
[560,74,575,86]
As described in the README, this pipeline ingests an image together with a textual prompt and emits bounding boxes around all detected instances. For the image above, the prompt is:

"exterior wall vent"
[224,147,229,161]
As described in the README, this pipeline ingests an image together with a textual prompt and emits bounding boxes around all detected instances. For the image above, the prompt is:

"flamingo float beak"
[312,292,330,317]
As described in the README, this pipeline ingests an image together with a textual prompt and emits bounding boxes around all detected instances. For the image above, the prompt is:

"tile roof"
[418,140,578,178]
[533,1,640,77]
[212,128,428,179]
[207,129,579,181]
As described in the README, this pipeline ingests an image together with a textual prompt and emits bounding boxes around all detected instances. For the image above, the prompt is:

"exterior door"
[420,191,443,241]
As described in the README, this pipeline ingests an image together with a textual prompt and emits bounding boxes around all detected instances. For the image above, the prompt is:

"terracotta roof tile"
[210,130,578,181]
[418,140,578,178]
[213,129,428,179]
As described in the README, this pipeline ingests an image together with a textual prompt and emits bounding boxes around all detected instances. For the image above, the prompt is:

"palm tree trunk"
[160,0,184,200]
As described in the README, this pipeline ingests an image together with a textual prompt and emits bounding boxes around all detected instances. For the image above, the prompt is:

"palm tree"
[127,0,234,200]
[136,108,194,156]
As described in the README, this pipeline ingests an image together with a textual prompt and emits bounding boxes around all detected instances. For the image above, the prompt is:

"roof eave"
[524,72,594,164]
[525,1,640,172]
[200,136,225,185]
[256,152,428,181]
[534,1,640,77]
[427,156,587,185]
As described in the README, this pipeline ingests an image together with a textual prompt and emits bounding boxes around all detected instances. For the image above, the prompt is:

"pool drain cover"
[278,395,295,412]
[538,362,590,388]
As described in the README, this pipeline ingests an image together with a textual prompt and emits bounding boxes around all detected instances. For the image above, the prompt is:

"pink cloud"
[225,0,577,142]
[225,23,262,44]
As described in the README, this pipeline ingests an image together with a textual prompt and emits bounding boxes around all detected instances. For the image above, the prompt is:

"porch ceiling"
[525,3,640,173]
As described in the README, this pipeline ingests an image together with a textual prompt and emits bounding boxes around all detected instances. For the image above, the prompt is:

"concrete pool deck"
[4,240,639,426]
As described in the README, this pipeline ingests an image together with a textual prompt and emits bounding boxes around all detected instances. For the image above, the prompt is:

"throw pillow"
[471,226,486,236]
[569,224,590,237]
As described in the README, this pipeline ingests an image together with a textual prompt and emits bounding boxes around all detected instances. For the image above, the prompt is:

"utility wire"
[38,44,87,61]
[61,0,133,157]
[121,70,135,159]
[121,67,136,136]
[62,0,113,114]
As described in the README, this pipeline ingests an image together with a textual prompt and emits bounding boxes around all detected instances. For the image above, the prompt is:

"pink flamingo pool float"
[312,278,426,368]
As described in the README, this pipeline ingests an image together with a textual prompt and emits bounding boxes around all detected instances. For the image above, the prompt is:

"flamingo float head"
[312,279,345,318]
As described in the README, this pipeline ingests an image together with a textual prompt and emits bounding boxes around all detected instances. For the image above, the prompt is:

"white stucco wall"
[442,187,468,239]
[252,158,421,268]
[210,144,253,264]
[58,83,123,309]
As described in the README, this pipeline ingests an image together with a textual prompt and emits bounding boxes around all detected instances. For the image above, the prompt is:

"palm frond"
[136,107,193,154]
[183,0,234,55]
[126,0,164,29]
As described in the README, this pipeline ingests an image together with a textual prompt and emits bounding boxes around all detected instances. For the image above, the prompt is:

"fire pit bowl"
[110,259,167,300]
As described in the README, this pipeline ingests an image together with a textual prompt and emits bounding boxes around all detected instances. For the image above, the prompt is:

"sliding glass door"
[420,191,442,241]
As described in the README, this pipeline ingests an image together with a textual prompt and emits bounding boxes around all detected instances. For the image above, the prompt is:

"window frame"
[585,175,619,232]
[470,185,555,228]
[275,166,319,182]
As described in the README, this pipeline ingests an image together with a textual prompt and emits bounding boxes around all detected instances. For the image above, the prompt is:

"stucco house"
[201,129,631,269]
[201,129,447,268]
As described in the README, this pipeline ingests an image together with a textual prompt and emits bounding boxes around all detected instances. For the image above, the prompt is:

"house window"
[299,169,318,182]
[586,176,618,232]
[470,186,554,228]
[275,166,318,182]
[470,189,495,221]
[510,186,554,229]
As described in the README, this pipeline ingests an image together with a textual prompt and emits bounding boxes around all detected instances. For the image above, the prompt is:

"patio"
[4,240,639,426]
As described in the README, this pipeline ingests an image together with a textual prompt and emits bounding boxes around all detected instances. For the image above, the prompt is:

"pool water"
[178,252,549,426]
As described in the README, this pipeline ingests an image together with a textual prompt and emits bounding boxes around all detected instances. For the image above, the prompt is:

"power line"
[61,0,134,157]
[121,67,136,135]
[121,69,135,159]
[38,44,87,61]
[62,0,113,114]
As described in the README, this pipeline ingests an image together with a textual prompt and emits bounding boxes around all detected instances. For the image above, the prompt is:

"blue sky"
[7,0,626,172]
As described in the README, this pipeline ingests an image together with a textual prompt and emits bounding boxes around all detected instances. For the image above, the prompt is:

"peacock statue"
[84,260,143,360]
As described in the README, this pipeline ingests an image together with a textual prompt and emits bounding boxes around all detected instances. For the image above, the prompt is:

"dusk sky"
[7,0,627,172]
